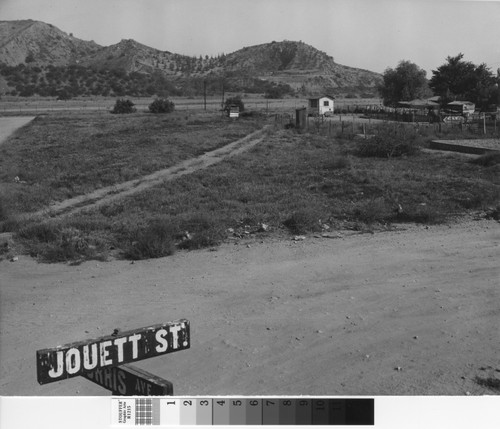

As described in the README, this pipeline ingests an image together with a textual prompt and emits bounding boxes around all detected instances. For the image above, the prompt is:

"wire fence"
[274,111,500,140]
[0,97,383,114]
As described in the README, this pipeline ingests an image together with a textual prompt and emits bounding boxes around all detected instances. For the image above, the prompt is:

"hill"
[0,20,100,66]
[224,41,381,94]
[0,20,381,97]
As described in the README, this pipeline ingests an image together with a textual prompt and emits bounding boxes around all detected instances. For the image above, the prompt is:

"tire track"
[31,125,271,219]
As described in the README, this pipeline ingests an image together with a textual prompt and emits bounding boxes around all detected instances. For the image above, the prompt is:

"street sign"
[36,319,190,385]
[82,364,173,395]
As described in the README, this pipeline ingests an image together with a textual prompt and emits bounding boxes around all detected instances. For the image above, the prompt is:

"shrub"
[111,99,136,114]
[176,214,225,250]
[123,220,176,260]
[283,208,321,234]
[355,126,421,158]
[18,222,59,242]
[351,198,390,224]
[148,98,175,114]
[224,96,245,113]
[18,223,106,262]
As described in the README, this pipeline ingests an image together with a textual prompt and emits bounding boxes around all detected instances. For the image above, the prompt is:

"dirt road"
[0,116,35,145]
[1,217,498,396]
[31,126,269,218]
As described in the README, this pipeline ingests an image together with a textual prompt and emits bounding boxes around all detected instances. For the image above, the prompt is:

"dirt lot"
[1,217,498,396]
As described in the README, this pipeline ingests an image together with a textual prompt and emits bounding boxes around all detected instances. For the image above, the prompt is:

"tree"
[429,53,498,109]
[148,98,175,114]
[378,60,430,107]
[224,96,244,112]
[111,99,136,114]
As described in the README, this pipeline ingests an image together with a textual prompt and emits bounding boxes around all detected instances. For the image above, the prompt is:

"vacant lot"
[0,111,265,213]
[1,112,498,263]
[0,110,498,398]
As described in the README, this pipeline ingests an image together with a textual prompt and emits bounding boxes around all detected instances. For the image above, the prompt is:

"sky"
[0,0,499,77]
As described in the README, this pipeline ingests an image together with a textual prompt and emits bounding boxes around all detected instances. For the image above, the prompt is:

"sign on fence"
[82,364,173,395]
[36,319,190,385]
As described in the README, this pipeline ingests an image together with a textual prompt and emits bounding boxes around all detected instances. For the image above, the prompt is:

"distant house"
[308,95,335,116]
[445,101,475,117]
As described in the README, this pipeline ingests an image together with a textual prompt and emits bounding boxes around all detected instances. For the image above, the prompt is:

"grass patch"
[16,219,111,263]
[469,151,500,167]
[474,376,500,392]
[0,111,266,213]
[4,118,499,263]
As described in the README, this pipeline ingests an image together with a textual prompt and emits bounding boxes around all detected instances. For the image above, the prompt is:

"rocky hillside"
[0,20,100,66]
[224,41,381,93]
[0,20,381,97]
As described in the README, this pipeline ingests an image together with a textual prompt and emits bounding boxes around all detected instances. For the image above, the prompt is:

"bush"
[283,208,321,234]
[18,222,59,242]
[123,220,176,260]
[176,214,225,250]
[111,99,136,114]
[18,223,106,262]
[224,96,245,113]
[148,98,175,114]
[351,198,391,224]
[355,126,421,158]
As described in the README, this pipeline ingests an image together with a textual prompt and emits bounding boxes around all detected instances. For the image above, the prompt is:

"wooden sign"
[82,364,173,396]
[36,319,190,385]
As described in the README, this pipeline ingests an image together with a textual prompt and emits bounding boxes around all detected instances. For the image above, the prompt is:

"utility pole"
[221,80,225,111]
[203,80,207,111]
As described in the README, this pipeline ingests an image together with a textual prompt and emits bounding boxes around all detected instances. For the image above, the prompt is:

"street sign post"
[82,364,173,395]
[36,319,190,385]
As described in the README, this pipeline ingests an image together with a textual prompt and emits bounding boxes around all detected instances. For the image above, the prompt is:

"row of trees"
[379,54,500,110]
[0,62,295,99]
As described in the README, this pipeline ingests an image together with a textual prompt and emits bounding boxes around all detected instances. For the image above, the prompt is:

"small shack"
[445,101,475,117]
[227,105,240,118]
[308,95,335,116]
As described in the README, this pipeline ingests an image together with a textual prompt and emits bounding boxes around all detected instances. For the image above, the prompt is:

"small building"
[445,101,475,117]
[226,105,240,118]
[308,95,335,116]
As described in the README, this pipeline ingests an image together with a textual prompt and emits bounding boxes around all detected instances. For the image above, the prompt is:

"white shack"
[308,95,335,116]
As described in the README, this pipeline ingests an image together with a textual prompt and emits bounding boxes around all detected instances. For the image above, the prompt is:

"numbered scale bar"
[111,397,374,426]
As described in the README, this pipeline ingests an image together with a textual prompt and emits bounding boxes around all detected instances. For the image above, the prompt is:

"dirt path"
[1,218,498,396]
[0,116,35,145]
[31,126,270,218]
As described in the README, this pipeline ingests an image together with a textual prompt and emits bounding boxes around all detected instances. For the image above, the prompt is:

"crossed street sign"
[36,319,190,395]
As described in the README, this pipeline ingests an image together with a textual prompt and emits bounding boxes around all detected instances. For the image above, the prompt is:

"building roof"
[399,99,439,108]
[447,101,475,106]
[308,94,335,100]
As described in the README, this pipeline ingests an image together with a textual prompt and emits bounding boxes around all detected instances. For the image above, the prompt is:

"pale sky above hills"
[1,0,499,77]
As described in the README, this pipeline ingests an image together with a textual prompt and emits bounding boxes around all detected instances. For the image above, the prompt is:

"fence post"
[483,115,486,135]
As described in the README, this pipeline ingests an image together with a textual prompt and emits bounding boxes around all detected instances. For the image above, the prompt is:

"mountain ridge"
[0,20,381,96]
